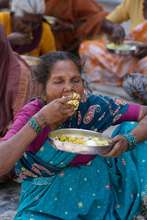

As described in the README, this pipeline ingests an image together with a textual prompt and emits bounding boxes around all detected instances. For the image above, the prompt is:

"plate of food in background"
[106,41,144,55]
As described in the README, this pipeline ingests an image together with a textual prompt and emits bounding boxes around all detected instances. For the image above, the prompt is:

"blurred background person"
[107,0,145,31]
[44,0,124,53]
[0,24,45,183]
[0,25,43,137]
[79,0,147,86]
[0,0,56,56]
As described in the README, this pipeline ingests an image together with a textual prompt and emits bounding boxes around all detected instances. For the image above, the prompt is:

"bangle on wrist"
[28,117,42,134]
[34,112,48,129]
[121,133,137,151]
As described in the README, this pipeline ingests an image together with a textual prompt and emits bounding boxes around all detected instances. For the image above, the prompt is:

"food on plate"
[107,42,136,52]
[54,135,109,147]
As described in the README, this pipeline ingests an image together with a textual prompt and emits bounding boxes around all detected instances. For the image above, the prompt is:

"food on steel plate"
[55,135,109,146]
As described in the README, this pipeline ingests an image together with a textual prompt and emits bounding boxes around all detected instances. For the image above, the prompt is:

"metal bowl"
[106,41,143,55]
[49,128,113,155]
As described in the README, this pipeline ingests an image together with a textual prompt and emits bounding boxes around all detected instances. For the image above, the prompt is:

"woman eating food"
[0,0,56,56]
[0,51,147,219]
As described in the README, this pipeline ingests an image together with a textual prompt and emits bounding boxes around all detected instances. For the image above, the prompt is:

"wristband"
[35,112,47,129]
[121,133,137,151]
[28,117,42,134]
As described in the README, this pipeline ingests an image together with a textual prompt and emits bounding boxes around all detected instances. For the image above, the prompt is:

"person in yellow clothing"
[79,0,147,86]
[0,0,56,56]
[107,0,145,31]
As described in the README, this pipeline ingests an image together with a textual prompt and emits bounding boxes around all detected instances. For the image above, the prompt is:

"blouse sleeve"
[113,102,141,124]
[1,99,49,153]
[2,99,41,140]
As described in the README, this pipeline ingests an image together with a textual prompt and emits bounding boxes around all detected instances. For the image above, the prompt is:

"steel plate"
[49,128,113,155]
[106,41,144,55]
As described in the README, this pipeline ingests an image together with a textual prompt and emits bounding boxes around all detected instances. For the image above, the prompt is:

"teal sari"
[14,95,147,220]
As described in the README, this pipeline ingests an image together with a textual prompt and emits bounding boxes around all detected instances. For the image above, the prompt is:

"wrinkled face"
[13,12,42,35]
[45,60,84,102]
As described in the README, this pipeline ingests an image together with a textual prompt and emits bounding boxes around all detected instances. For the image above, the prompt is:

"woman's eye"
[73,79,81,83]
[53,81,63,84]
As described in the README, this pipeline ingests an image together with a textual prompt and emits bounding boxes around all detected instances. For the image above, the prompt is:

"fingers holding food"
[67,92,80,110]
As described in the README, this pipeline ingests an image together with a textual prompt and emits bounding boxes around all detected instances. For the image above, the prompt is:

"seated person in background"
[107,0,145,31]
[45,0,125,53]
[79,0,147,86]
[123,73,147,105]
[1,51,147,219]
[0,0,56,56]
[0,25,43,137]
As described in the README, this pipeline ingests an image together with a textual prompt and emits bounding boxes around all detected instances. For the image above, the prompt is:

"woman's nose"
[64,82,73,91]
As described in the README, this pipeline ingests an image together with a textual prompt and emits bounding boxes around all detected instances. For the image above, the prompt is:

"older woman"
[0,0,56,56]
[1,51,147,219]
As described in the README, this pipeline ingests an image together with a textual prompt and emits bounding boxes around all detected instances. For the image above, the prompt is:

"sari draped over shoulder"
[0,25,20,135]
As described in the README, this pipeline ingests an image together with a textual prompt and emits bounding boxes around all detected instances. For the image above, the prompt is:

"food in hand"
[67,92,80,110]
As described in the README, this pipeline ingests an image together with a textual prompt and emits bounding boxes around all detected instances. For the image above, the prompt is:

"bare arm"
[106,105,147,157]
[0,123,37,176]
[0,96,74,176]
[131,105,147,142]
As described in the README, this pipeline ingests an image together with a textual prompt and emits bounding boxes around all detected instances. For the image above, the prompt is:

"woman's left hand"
[104,135,129,157]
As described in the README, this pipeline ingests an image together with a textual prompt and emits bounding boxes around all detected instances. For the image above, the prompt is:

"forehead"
[50,60,80,77]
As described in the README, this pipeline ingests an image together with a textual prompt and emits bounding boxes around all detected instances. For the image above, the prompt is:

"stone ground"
[0,181,20,220]
[0,85,135,220]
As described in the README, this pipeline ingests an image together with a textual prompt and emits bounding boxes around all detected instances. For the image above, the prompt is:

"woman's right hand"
[38,96,75,127]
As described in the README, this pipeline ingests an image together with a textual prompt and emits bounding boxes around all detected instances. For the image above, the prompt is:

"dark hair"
[33,51,82,87]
